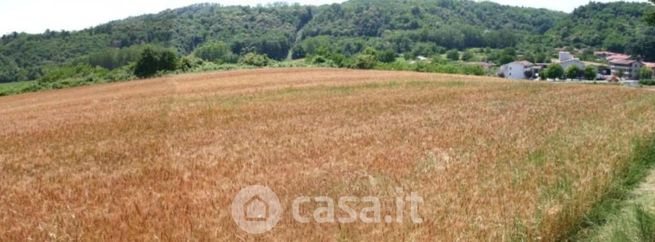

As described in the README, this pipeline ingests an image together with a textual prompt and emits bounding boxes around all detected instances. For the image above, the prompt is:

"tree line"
[1,0,654,84]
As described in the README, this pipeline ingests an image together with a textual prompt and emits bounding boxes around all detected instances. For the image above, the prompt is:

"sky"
[0,0,649,35]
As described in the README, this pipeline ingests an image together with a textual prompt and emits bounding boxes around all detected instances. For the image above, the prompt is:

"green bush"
[545,64,565,79]
[134,47,179,78]
[639,67,653,80]
[353,54,377,69]
[639,79,655,86]
[377,49,397,63]
[566,66,582,80]
[179,56,205,71]
[584,66,597,80]
[446,50,460,61]
[239,53,270,67]
[461,51,474,61]
[38,64,109,84]
[193,41,237,64]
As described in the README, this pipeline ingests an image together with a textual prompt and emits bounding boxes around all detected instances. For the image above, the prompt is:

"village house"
[499,61,535,80]
[594,51,615,59]
[609,59,643,80]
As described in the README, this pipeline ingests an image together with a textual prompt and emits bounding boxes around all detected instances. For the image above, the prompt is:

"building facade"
[500,61,534,80]
[610,59,643,80]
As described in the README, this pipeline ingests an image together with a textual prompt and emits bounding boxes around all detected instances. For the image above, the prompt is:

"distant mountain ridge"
[0,0,653,83]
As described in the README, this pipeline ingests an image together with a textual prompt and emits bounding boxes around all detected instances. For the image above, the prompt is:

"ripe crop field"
[1,68,655,241]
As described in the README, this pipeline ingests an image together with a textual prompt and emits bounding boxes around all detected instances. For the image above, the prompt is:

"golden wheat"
[1,68,654,241]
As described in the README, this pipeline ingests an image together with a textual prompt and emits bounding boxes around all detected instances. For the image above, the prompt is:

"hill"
[546,1,655,60]
[0,0,653,83]
[1,68,655,240]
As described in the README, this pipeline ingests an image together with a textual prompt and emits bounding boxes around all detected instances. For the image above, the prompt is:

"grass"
[0,81,36,96]
[573,137,655,241]
[1,68,655,240]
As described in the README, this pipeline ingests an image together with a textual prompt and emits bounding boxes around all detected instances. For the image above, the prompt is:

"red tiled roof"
[610,59,637,65]
[607,54,630,61]
[594,51,616,56]
[644,62,655,68]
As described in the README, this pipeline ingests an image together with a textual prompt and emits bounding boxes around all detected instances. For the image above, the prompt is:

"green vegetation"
[0,0,654,94]
[0,81,37,96]
[446,50,460,61]
[639,67,653,80]
[572,137,655,241]
[239,52,271,67]
[566,66,582,80]
[639,79,655,86]
[134,47,178,78]
[544,64,565,79]
[547,2,655,60]
[193,41,238,64]
[584,66,598,81]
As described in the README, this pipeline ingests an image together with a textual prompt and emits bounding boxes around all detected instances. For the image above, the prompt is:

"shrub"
[639,67,653,80]
[179,56,205,71]
[566,66,582,80]
[584,66,597,80]
[134,47,179,78]
[639,79,655,86]
[461,51,474,61]
[353,54,377,69]
[239,52,270,67]
[545,64,565,79]
[38,64,108,84]
[377,49,396,63]
[446,50,460,61]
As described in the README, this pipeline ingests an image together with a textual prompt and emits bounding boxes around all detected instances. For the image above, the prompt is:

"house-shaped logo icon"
[231,185,283,234]
[244,195,270,221]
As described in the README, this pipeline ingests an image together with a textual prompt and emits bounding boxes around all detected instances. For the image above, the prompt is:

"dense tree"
[584,66,597,80]
[134,47,178,78]
[566,66,582,80]
[648,0,655,25]
[640,67,654,80]
[377,49,396,63]
[627,28,655,61]
[1,0,654,84]
[239,52,270,67]
[446,50,460,61]
[545,64,564,79]
[0,56,21,83]
[548,2,655,60]
[193,41,236,63]
[86,45,146,69]
[354,53,376,69]
[461,51,474,61]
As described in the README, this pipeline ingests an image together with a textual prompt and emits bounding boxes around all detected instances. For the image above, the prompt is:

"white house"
[500,61,534,80]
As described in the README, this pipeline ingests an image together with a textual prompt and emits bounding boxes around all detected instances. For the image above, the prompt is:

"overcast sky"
[0,0,649,35]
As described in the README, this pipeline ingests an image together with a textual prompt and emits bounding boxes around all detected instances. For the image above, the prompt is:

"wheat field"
[1,68,655,241]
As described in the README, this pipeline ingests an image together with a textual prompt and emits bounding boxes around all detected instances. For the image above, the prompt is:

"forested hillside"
[547,1,655,60]
[0,0,653,83]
